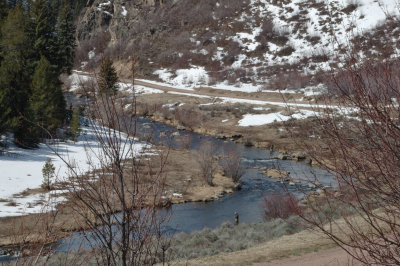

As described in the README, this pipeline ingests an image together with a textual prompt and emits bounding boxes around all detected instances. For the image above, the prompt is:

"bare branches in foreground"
[296,58,400,265]
[59,58,168,265]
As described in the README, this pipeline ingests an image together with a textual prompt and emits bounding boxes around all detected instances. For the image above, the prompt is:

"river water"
[55,118,333,252]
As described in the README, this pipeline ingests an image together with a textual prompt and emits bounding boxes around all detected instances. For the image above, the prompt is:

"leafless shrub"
[136,101,162,117]
[276,45,295,57]
[262,192,301,221]
[197,141,218,186]
[257,18,291,48]
[305,34,321,45]
[167,31,193,50]
[214,0,248,19]
[58,59,168,265]
[342,0,360,14]
[223,42,241,66]
[268,70,309,90]
[221,149,244,183]
[74,39,92,68]
[190,53,211,68]
[104,38,129,60]
[92,30,112,53]
[172,52,192,69]
[294,55,400,264]
[224,68,253,84]
[174,106,206,130]
[157,51,179,68]
[2,198,93,265]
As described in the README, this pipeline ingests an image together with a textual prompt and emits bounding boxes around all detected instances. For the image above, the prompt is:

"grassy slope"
[166,229,336,266]
[165,230,335,266]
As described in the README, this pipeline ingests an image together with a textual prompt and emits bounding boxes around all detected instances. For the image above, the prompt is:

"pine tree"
[0,56,31,139]
[0,0,8,64]
[30,56,66,136]
[56,2,76,74]
[0,5,36,145]
[41,158,55,190]
[0,0,8,26]
[31,0,58,66]
[98,56,119,94]
[0,3,30,61]
[72,0,86,20]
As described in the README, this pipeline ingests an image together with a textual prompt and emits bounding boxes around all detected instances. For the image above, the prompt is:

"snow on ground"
[121,6,128,16]
[258,0,400,72]
[209,82,262,93]
[153,67,209,90]
[118,83,164,94]
[88,50,95,60]
[133,85,163,94]
[232,29,262,52]
[0,191,66,217]
[238,110,318,126]
[208,82,301,94]
[301,84,327,97]
[168,91,212,99]
[98,1,110,8]
[150,68,302,94]
[69,73,94,91]
[166,90,347,110]
[167,0,400,93]
[0,124,149,217]
[69,72,164,95]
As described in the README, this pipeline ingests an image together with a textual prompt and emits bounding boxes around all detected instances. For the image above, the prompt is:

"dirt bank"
[0,147,237,247]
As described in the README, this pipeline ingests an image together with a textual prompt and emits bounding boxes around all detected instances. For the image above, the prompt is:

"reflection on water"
[56,118,333,251]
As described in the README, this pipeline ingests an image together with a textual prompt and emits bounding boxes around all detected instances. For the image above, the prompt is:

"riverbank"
[0,145,237,248]
[132,89,319,160]
[165,227,339,266]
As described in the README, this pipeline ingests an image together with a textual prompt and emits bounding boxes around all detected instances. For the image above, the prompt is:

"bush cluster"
[164,217,303,261]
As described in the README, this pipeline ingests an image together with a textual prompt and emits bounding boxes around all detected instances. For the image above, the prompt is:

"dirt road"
[254,247,362,266]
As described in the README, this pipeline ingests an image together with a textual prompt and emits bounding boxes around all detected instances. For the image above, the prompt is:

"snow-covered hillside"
[146,0,400,91]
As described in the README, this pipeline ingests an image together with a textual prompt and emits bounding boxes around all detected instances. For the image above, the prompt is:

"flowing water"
[56,118,333,252]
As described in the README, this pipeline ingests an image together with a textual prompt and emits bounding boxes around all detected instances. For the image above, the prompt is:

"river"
[55,117,333,252]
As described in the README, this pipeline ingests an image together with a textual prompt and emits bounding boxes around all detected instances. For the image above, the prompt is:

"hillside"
[75,0,400,92]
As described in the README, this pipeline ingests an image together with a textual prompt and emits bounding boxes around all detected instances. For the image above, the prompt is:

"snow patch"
[153,67,209,90]
[121,6,128,16]
[0,123,149,217]
[238,110,318,126]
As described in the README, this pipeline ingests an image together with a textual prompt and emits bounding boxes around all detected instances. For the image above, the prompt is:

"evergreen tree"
[31,0,57,66]
[30,56,66,136]
[98,56,119,94]
[0,3,30,61]
[0,0,8,25]
[0,3,69,146]
[56,2,76,74]
[72,0,85,20]
[41,158,55,190]
[0,0,8,60]
[0,56,32,140]
[0,5,36,146]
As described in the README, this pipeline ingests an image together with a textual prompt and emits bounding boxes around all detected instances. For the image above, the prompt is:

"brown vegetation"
[295,57,400,264]
[262,192,301,221]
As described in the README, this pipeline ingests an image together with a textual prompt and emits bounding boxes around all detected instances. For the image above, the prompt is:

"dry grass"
[0,147,236,247]
[161,228,336,266]
[163,217,304,262]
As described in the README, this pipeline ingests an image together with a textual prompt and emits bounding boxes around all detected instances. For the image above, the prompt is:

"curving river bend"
[55,118,333,252]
